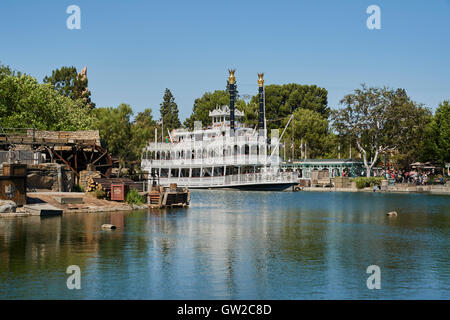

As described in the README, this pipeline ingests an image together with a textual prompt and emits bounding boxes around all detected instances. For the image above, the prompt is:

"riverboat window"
[161,168,169,177]
[214,167,224,176]
[171,168,179,177]
[226,166,239,175]
[180,168,189,177]
[192,168,201,177]
[202,167,213,177]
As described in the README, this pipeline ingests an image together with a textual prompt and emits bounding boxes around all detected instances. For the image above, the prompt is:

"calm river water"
[0,191,448,299]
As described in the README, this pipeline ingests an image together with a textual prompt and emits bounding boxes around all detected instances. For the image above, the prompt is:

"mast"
[227,69,236,133]
[257,73,265,133]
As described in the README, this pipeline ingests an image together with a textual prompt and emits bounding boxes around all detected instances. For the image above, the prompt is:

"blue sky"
[1,0,449,121]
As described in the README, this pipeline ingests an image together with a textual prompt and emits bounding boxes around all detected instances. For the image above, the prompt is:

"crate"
[110,184,129,202]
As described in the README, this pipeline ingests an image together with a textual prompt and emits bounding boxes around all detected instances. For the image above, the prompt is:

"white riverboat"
[141,71,298,191]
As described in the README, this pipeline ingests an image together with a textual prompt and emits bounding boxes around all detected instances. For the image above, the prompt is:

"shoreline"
[2,185,448,218]
[299,185,450,195]
[1,192,149,218]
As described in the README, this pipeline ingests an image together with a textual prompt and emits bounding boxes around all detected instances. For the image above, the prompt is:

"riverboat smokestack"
[258,73,265,131]
[228,69,236,131]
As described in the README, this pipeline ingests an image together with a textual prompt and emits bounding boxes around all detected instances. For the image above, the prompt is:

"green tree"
[93,104,133,176]
[43,66,95,109]
[283,108,336,159]
[0,62,21,77]
[245,84,329,130]
[160,89,181,132]
[434,101,450,163]
[0,72,95,130]
[392,102,433,168]
[332,85,429,176]
[131,108,157,158]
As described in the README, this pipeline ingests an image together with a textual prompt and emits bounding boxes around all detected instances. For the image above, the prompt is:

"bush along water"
[354,177,384,189]
[126,188,144,205]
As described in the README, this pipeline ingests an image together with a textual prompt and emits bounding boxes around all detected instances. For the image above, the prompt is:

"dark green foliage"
[0,63,95,130]
[131,108,157,157]
[434,101,450,163]
[160,89,181,132]
[43,66,95,109]
[245,84,329,131]
[283,108,336,159]
[126,188,144,205]
[354,177,384,189]
[93,104,134,176]
[72,184,85,192]
[93,104,158,176]
[332,85,433,174]
[93,189,106,199]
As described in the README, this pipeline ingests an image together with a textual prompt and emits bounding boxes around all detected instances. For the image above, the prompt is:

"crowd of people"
[375,168,447,185]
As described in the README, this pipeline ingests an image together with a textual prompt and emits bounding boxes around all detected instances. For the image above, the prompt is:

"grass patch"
[126,188,144,205]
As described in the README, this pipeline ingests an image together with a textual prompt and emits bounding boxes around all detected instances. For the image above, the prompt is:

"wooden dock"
[24,203,63,216]
[148,185,190,209]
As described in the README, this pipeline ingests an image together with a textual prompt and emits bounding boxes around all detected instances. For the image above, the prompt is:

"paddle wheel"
[49,143,113,178]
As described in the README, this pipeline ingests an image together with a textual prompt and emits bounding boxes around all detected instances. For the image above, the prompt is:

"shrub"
[126,188,144,205]
[93,189,106,199]
[72,184,84,192]
[355,177,384,189]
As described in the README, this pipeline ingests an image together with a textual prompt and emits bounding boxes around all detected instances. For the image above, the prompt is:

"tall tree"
[93,104,133,176]
[245,84,329,130]
[434,101,450,163]
[160,88,181,132]
[131,108,157,158]
[283,108,336,159]
[43,66,95,109]
[332,85,429,176]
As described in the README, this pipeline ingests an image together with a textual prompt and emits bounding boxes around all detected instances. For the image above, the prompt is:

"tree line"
[1,62,448,177]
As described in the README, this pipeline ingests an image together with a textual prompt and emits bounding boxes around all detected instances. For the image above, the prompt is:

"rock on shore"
[0,200,17,213]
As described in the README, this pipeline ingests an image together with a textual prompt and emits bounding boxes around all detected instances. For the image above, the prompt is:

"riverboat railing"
[155,172,298,187]
[141,155,282,167]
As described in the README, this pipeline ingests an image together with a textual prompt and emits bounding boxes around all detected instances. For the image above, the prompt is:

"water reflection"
[0,191,448,299]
